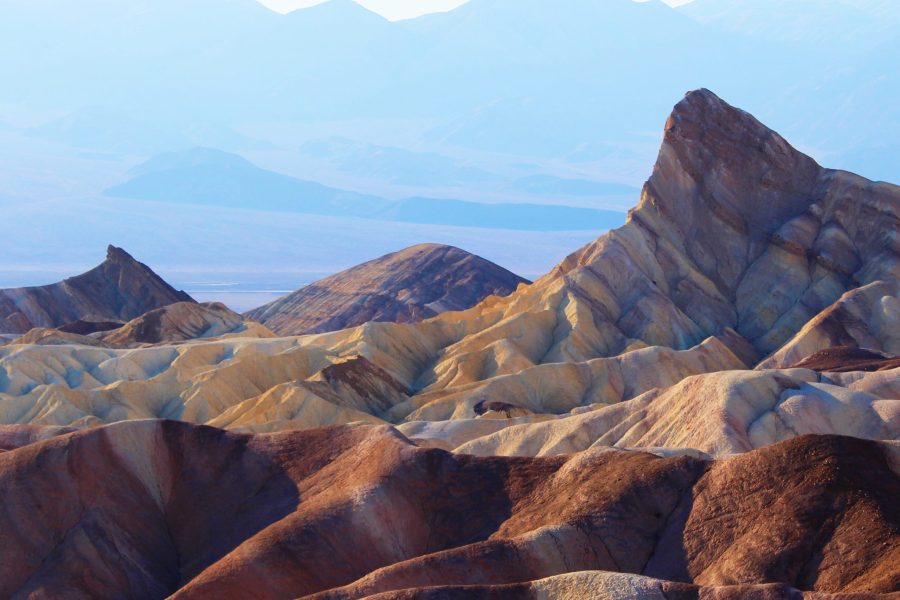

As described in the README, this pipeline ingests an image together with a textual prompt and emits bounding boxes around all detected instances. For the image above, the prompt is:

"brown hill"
[98,301,273,347]
[245,243,529,335]
[0,422,895,598]
[0,246,193,335]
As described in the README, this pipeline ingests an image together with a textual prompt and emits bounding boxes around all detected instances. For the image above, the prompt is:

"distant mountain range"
[2,0,897,181]
[105,147,388,217]
[680,0,900,46]
[105,147,628,230]
[373,198,625,232]
[26,108,266,155]
[297,137,503,187]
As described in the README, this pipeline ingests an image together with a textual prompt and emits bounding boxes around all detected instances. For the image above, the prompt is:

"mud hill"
[246,243,529,335]
[0,423,896,598]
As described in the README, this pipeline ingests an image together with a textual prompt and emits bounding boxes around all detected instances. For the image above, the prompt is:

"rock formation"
[0,422,895,598]
[758,280,899,368]
[789,346,900,373]
[392,87,898,385]
[0,91,896,446]
[245,243,529,335]
[0,89,897,598]
[0,246,193,335]
[4,327,110,348]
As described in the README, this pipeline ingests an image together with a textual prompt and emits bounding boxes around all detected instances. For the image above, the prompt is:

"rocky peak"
[0,247,194,334]
[494,89,898,368]
[105,244,136,263]
[651,88,821,233]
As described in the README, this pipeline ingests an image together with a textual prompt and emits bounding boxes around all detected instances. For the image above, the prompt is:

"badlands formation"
[0,89,894,448]
[246,243,529,335]
[0,89,897,598]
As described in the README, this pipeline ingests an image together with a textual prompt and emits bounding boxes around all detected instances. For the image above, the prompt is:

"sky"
[258,0,694,21]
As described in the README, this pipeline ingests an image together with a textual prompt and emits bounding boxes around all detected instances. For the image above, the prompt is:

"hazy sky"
[258,0,694,21]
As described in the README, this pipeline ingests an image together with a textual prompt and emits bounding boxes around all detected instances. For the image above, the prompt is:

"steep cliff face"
[340,88,898,400]
[0,246,193,334]
[245,243,529,335]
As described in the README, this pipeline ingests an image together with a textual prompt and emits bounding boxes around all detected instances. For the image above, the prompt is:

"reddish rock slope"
[4,302,272,349]
[98,301,272,347]
[0,422,895,598]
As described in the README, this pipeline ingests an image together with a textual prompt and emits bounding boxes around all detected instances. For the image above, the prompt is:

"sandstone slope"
[0,422,895,598]
[443,367,900,457]
[0,246,193,335]
[0,334,761,444]
[245,243,529,335]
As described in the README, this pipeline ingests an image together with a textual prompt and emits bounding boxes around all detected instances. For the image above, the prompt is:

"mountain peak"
[650,87,823,242]
[285,0,387,23]
[548,88,898,361]
[666,87,757,135]
[0,248,193,335]
[105,245,135,263]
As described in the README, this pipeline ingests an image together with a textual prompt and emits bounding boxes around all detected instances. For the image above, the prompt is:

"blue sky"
[258,0,693,21]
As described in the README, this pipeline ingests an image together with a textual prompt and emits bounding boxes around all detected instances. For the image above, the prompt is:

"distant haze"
[1,0,895,308]
[257,0,694,20]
